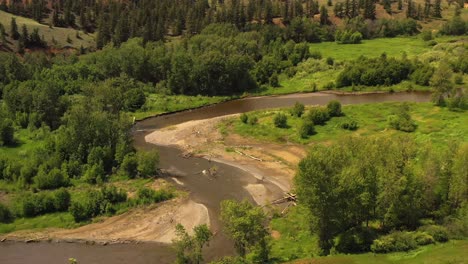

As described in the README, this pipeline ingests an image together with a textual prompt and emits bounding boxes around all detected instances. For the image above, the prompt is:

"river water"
[0,92,431,264]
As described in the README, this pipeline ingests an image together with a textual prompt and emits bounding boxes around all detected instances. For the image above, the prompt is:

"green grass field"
[0,10,95,50]
[222,102,468,146]
[271,206,468,263]
[288,240,468,264]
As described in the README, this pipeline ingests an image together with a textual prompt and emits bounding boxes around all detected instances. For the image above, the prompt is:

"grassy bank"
[0,178,175,234]
[220,102,468,146]
[288,240,468,264]
[133,94,233,120]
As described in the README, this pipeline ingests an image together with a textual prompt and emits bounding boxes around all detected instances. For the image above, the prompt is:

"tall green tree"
[433,0,442,18]
[10,17,20,40]
[220,200,270,262]
[173,224,212,264]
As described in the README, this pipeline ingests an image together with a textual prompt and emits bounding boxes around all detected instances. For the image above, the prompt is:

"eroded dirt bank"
[0,198,210,244]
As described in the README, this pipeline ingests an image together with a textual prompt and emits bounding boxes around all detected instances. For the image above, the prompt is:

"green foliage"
[290,102,305,117]
[173,223,213,264]
[247,116,258,126]
[273,113,288,128]
[0,117,14,146]
[133,187,173,205]
[298,120,315,139]
[120,153,139,179]
[371,231,418,253]
[69,186,128,222]
[15,188,71,218]
[327,100,343,117]
[240,113,249,124]
[34,168,69,190]
[220,200,270,261]
[418,225,449,242]
[336,55,413,87]
[335,31,363,44]
[335,227,377,253]
[137,150,159,178]
[341,120,359,130]
[387,103,417,132]
[0,202,13,223]
[306,107,330,125]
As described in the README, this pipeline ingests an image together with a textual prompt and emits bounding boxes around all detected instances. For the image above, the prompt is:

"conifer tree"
[364,0,376,19]
[433,0,442,18]
[398,0,403,10]
[424,0,431,17]
[320,5,329,25]
[10,17,20,40]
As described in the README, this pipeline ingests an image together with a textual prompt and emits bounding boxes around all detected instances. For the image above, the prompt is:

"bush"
[15,189,71,217]
[101,185,127,204]
[420,31,433,41]
[137,150,159,177]
[413,232,435,246]
[306,107,330,125]
[387,104,417,132]
[341,120,358,130]
[326,57,334,66]
[248,116,258,125]
[273,113,288,128]
[120,153,138,179]
[34,168,69,190]
[418,225,449,242]
[371,231,418,253]
[240,113,248,124]
[0,203,13,223]
[269,72,279,87]
[327,100,342,117]
[123,88,146,112]
[291,102,305,117]
[0,117,14,146]
[133,187,174,205]
[298,120,315,139]
[335,227,377,253]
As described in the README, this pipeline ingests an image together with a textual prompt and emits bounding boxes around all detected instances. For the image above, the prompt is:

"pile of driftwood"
[270,192,297,214]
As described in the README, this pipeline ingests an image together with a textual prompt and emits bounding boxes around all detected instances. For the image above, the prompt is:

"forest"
[0,0,467,263]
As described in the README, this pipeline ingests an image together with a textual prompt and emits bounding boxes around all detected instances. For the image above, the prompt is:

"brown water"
[0,91,431,264]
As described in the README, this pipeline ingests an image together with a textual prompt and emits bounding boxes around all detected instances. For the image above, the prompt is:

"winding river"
[0,91,431,264]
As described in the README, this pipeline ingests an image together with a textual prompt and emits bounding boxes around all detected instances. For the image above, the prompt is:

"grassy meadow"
[0,10,95,50]
[221,102,468,146]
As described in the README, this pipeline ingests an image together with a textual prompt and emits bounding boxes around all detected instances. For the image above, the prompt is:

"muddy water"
[0,92,431,264]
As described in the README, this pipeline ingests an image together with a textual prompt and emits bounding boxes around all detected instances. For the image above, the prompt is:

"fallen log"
[234,150,263,162]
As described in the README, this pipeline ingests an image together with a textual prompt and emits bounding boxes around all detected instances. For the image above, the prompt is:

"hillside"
[0,10,95,52]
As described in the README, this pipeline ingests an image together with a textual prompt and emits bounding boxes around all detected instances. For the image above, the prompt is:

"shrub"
[248,116,258,125]
[240,113,248,124]
[137,150,159,177]
[371,231,417,253]
[15,189,71,217]
[274,113,288,128]
[418,225,449,242]
[420,31,433,41]
[306,107,330,125]
[327,100,343,117]
[413,232,435,246]
[326,57,334,66]
[269,72,279,87]
[298,120,315,139]
[387,104,417,132]
[34,168,70,190]
[341,120,358,130]
[0,203,13,223]
[335,227,377,253]
[291,102,305,117]
[134,187,174,205]
[101,185,127,204]
[0,117,14,146]
[120,153,138,179]
[124,88,146,112]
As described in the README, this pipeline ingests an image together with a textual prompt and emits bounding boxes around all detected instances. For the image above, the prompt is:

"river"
[0,91,431,264]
